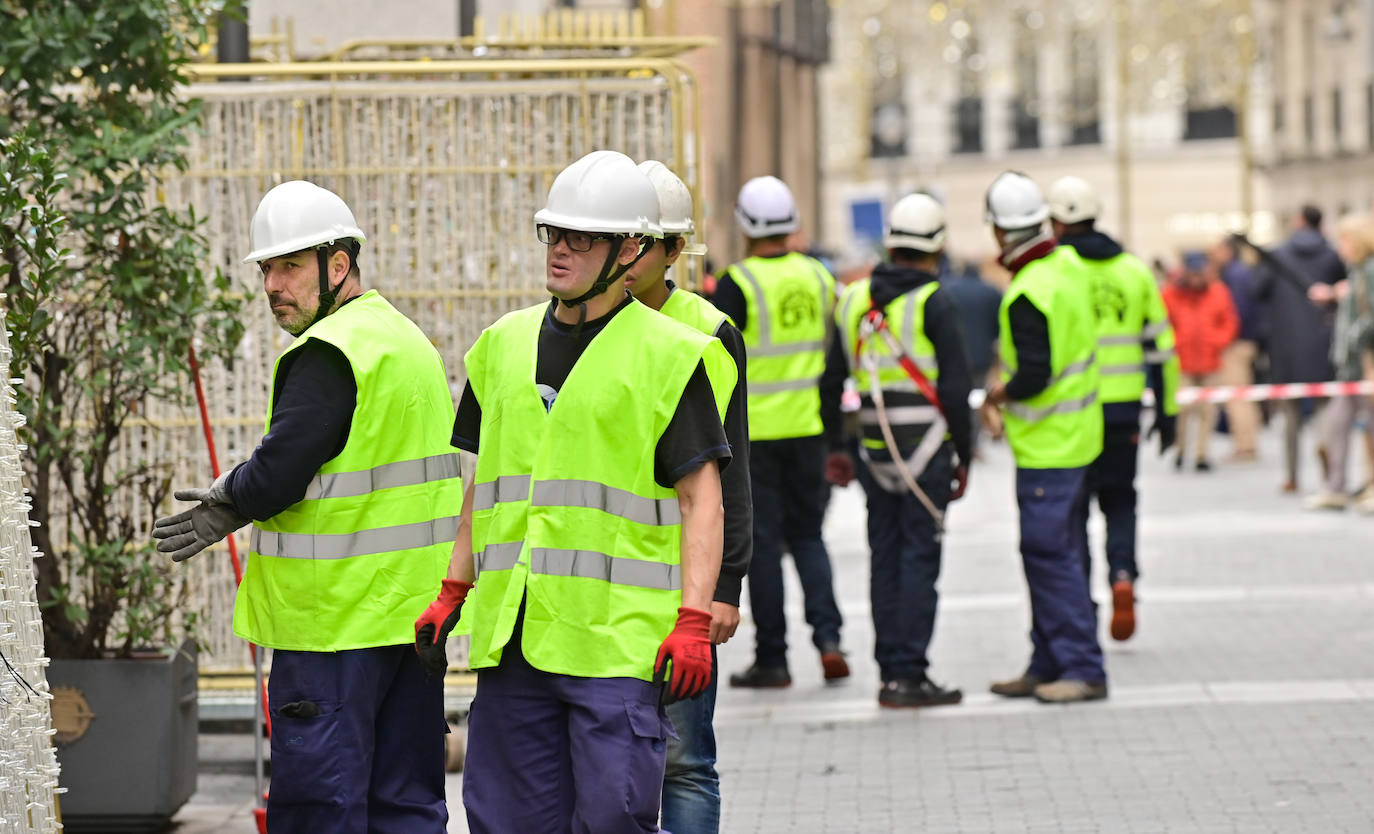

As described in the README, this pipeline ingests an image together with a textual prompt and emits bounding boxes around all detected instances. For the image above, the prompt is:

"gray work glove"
[152,472,249,563]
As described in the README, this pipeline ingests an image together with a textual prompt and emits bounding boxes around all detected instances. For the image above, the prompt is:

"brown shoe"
[1033,679,1108,703]
[819,644,850,681]
[1110,577,1136,642]
[989,673,1044,698]
[1281,480,1298,494]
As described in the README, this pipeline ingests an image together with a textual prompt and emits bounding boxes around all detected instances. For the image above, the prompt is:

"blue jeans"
[662,647,719,834]
[858,445,953,682]
[1084,422,1140,585]
[747,434,844,668]
[1016,466,1106,684]
[267,645,447,834]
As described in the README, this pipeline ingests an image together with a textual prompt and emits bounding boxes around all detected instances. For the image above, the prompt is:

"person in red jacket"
[1162,252,1240,471]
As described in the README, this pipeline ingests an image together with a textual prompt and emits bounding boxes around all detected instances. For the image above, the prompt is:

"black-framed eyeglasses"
[536,224,617,253]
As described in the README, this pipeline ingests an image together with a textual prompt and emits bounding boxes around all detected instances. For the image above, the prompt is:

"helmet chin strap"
[305,246,347,332]
[557,236,654,334]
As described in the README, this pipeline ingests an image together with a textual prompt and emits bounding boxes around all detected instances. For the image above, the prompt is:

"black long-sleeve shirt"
[820,266,974,467]
[1003,295,1052,402]
[225,333,358,521]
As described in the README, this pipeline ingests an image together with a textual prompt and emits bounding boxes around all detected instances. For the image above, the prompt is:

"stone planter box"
[48,639,198,832]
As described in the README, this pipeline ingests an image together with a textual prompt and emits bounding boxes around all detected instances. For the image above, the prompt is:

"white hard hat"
[984,171,1049,231]
[885,193,946,253]
[244,180,367,264]
[735,175,800,238]
[534,150,662,237]
[638,160,694,236]
[1047,176,1101,224]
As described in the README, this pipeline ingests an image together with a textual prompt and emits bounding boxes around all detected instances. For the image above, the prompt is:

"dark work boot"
[728,664,791,688]
[878,676,963,708]
[818,643,849,681]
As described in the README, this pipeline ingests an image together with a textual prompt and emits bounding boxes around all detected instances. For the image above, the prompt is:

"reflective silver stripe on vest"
[530,548,681,591]
[473,475,532,511]
[1097,334,1140,347]
[735,261,829,359]
[251,516,460,560]
[1054,353,1096,381]
[1007,391,1099,422]
[1098,362,1145,377]
[303,453,460,501]
[751,377,821,395]
[1144,348,1175,363]
[475,541,522,575]
[532,479,681,526]
[859,405,941,425]
[1142,321,1170,339]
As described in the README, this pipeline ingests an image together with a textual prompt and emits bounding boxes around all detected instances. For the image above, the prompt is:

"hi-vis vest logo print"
[1092,275,1126,323]
[779,285,820,329]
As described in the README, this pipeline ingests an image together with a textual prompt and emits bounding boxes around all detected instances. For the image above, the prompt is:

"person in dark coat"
[1253,205,1346,492]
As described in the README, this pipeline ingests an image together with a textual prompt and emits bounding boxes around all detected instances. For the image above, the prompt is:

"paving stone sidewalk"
[173,427,1374,833]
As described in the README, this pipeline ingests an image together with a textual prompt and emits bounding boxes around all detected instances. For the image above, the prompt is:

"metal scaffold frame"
[109,53,706,684]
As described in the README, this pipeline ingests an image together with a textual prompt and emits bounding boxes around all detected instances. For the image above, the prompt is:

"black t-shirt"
[451,295,730,488]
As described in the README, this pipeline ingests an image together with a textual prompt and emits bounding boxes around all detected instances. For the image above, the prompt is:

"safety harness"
[854,307,949,529]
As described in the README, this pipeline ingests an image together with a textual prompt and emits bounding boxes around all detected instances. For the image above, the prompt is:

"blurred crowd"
[1153,206,1374,513]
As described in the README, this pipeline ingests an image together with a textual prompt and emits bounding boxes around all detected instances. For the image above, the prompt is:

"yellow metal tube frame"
[186,56,706,286]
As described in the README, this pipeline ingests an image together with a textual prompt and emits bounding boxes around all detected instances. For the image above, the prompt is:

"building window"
[952,31,983,154]
[1067,29,1099,145]
[1332,88,1343,147]
[1366,82,1373,149]
[1010,27,1039,149]
[1182,41,1236,141]
[954,98,983,154]
[1304,93,1315,147]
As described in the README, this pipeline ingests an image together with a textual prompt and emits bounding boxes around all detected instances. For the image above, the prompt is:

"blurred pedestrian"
[942,259,1002,456]
[1305,213,1374,512]
[1211,237,1265,461]
[1253,205,1345,492]
[981,172,1106,705]
[1162,252,1239,472]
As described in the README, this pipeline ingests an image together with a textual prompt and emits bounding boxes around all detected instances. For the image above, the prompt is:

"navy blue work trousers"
[1016,466,1106,684]
[746,434,844,669]
[857,445,954,682]
[463,619,674,834]
[266,644,447,834]
[1084,422,1141,585]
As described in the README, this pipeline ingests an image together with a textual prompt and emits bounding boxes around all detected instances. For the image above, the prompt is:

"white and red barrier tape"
[1170,379,1374,405]
[843,380,1374,413]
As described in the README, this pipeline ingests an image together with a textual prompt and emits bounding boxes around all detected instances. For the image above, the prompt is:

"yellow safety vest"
[235,290,462,651]
[459,299,735,681]
[999,248,1104,469]
[727,252,836,441]
[1082,249,1181,415]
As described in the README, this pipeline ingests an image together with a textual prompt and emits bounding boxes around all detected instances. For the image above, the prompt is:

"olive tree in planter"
[0,2,244,829]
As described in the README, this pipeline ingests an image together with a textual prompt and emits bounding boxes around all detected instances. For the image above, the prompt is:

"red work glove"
[951,465,969,501]
[414,579,473,677]
[653,607,713,702]
[825,451,856,487]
